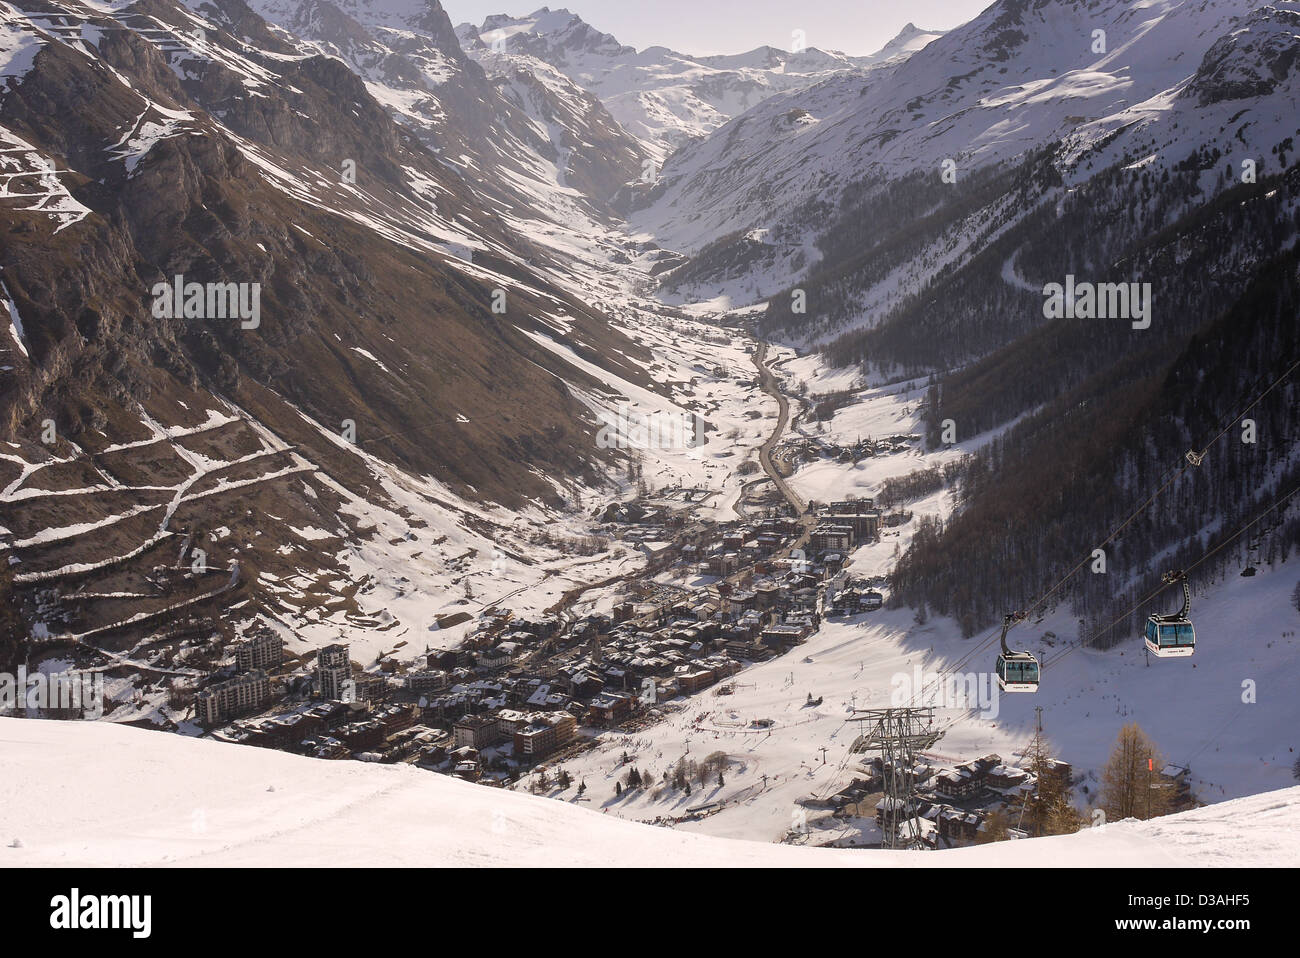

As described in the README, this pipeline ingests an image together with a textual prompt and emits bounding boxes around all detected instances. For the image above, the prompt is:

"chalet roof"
[526,685,561,706]
[988,764,1026,778]
[896,816,937,840]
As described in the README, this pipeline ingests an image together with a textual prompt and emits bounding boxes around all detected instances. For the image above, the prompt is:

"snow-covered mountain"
[628,0,1300,716]
[237,0,647,222]
[1059,1,1300,182]
[590,4,1300,809]
[2,0,1298,869]
[455,7,944,163]
[869,21,947,61]
[0,0,749,689]
[636,0,1296,309]
[4,716,1296,866]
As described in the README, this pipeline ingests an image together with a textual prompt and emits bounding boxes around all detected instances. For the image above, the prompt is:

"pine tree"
[673,762,688,790]
[1018,720,1081,836]
[1100,722,1173,821]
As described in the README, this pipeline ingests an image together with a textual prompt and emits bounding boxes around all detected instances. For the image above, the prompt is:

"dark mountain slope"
[891,237,1300,640]
[0,0,654,668]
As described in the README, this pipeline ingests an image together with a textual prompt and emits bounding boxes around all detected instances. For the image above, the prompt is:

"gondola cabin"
[996,651,1039,692]
[1144,617,1195,657]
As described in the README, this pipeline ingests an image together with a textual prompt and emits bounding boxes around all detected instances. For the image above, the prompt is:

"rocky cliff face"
[1187,3,1300,105]
[243,0,647,220]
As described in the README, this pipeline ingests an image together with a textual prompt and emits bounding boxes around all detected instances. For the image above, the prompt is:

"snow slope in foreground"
[1,719,1296,867]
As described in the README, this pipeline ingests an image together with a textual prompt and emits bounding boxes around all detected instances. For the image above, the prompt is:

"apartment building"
[195,670,270,726]
[233,632,283,673]
[316,644,352,701]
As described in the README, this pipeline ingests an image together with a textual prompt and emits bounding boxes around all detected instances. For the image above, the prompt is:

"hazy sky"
[441,0,992,57]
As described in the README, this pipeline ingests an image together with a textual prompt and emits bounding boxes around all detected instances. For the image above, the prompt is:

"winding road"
[750,341,809,522]
[538,338,812,619]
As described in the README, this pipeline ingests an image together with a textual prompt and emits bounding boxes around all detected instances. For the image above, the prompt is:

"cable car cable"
[926,469,1300,738]
[1012,355,1300,630]
[911,356,1300,702]
[1044,480,1300,671]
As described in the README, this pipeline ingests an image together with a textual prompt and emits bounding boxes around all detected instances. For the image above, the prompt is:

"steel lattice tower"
[849,707,943,850]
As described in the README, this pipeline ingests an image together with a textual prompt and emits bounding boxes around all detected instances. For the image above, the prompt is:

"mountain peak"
[475,7,633,58]
[871,21,945,60]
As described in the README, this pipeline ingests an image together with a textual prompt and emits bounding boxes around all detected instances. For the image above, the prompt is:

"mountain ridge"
[456,7,944,161]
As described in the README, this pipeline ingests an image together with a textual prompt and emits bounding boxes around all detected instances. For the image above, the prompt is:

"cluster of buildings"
[194,630,282,725]
[192,479,880,784]
[195,515,839,777]
[784,433,920,466]
[809,498,882,556]
[807,753,1076,849]
[452,710,579,771]
[219,698,425,759]
[689,515,806,577]
[825,577,884,616]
